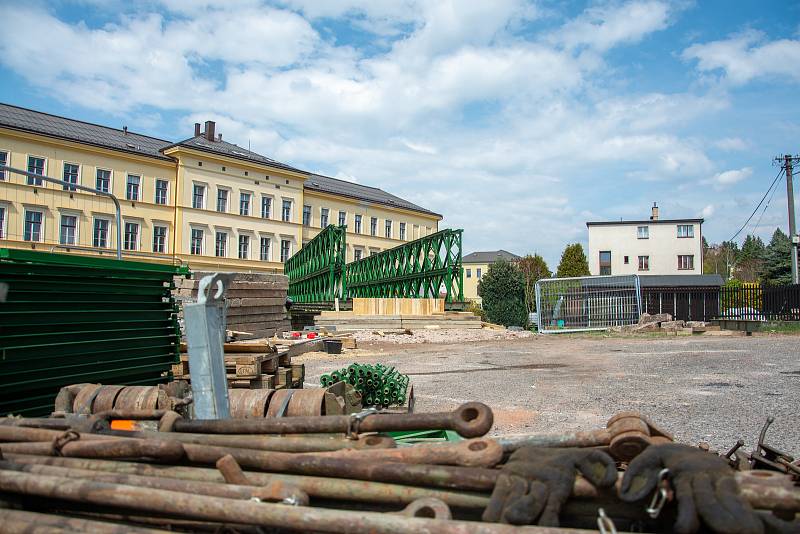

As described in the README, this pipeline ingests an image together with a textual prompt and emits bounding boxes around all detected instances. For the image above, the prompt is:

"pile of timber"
[352,297,444,316]
[174,272,290,340]
[314,311,481,331]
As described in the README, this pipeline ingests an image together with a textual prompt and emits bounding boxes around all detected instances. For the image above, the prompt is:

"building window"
[385,220,392,238]
[638,255,649,271]
[477,268,482,279]
[123,222,139,251]
[354,248,363,261]
[96,169,111,193]
[466,268,472,278]
[155,179,169,205]
[370,217,377,236]
[320,208,329,228]
[281,200,292,222]
[190,228,203,255]
[240,192,251,216]
[677,224,694,238]
[624,256,629,264]
[24,209,43,242]
[59,214,77,245]
[153,225,167,253]
[338,211,346,227]
[93,219,109,248]
[261,196,272,219]
[280,240,291,262]
[27,156,45,185]
[678,255,694,270]
[0,151,7,180]
[302,205,311,226]
[126,174,140,201]
[63,163,79,191]
[215,231,227,257]
[216,189,228,212]
[260,237,271,261]
[192,184,205,209]
[599,251,612,275]
[0,205,6,238]
[637,226,649,239]
[238,235,250,259]
[399,222,406,240]
[354,214,362,234]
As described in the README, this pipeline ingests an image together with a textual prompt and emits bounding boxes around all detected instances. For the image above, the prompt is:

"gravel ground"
[352,328,533,344]
[296,333,800,454]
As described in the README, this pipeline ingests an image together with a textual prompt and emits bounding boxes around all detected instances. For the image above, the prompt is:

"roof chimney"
[204,120,216,142]
[122,126,128,135]
[194,123,201,137]
[217,133,222,141]
[650,202,659,221]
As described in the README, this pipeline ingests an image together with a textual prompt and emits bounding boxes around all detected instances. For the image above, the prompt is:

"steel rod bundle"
[320,363,411,407]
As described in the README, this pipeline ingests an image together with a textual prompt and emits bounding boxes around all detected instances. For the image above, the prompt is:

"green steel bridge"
[286,225,464,309]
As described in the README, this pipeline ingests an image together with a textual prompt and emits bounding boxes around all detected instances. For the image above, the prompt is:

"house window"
[153,225,167,253]
[238,235,250,259]
[338,211,346,227]
[24,209,43,242]
[0,151,7,180]
[260,237,271,261]
[385,220,392,238]
[302,205,311,226]
[320,208,329,228]
[93,219,109,248]
[399,222,406,240]
[637,226,649,239]
[192,184,205,209]
[155,180,169,205]
[123,222,139,251]
[190,228,203,255]
[281,200,292,222]
[466,268,472,278]
[677,224,694,238]
[216,189,228,212]
[215,232,227,257]
[354,248,363,261]
[599,251,612,275]
[63,163,79,191]
[59,214,77,245]
[678,255,694,270]
[280,239,291,262]
[240,192,251,216]
[624,256,629,264]
[126,174,140,201]
[638,255,649,271]
[0,205,6,238]
[370,217,377,236]
[96,169,111,193]
[477,268,482,279]
[27,156,45,185]
[261,196,272,219]
[354,215,362,234]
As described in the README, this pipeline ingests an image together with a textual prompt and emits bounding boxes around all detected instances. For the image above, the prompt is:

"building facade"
[586,204,703,276]
[462,250,521,303]
[0,104,441,272]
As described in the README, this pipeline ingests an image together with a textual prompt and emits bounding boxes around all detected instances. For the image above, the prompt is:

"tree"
[556,243,590,277]
[477,259,528,327]
[517,254,551,312]
[735,235,766,282]
[704,241,739,280]
[762,228,792,286]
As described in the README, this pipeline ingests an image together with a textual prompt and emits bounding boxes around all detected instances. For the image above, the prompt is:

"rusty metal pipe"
[215,454,310,505]
[173,401,494,438]
[0,508,171,534]
[0,469,594,534]
[0,438,184,462]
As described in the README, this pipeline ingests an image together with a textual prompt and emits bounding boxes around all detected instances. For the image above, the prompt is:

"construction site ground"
[296,332,799,454]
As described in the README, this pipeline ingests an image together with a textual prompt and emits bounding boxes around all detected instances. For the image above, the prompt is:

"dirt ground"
[296,332,799,454]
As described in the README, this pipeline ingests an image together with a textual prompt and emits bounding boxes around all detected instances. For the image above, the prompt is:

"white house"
[586,203,703,276]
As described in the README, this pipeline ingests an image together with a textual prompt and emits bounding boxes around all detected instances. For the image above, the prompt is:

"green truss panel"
[286,225,347,303]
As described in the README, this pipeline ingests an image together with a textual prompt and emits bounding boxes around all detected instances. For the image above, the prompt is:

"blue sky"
[1,0,798,268]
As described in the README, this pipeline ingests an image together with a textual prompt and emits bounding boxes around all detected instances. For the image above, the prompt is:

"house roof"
[0,103,173,161]
[586,218,703,227]
[463,250,521,263]
[638,274,724,287]
[162,135,308,174]
[304,173,442,217]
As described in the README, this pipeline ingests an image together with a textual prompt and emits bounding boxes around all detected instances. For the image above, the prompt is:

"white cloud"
[713,137,748,151]
[708,167,753,189]
[683,31,800,84]
[701,204,715,218]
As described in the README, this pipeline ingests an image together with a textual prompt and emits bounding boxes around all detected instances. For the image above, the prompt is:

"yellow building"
[462,250,521,304]
[0,104,442,272]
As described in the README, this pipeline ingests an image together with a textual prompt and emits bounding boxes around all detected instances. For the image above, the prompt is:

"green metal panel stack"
[0,249,190,416]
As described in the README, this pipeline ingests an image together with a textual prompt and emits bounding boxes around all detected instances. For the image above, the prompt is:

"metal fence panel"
[536,275,641,333]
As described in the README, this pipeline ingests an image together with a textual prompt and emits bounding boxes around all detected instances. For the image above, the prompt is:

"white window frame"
[466,268,471,278]
[190,227,204,255]
[152,224,168,254]
[62,162,80,191]
[259,236,271,261]
[677,224,694,238]
[302,204,311,226]
[678,255,694,270]
[477,268,482,279]
[280,239,291,263]
[95,168,112,193]
[126,174,141,201]
[638,255,649,271]
[0,150,8,181]
[215,231,228,258]
[26,154,47,186]
[338,210,346,227]
[59,212,79,245]
[354,214,362,234]
[216,187,229,213]
[123,220,140,251]
[92,216,111,248]
[385,219,392,239]
[399,222,406,240]
[0,202,9,239]
[239,191,252,216]
[154,179,169,205]
[238,234,251,260]
[370,217,377,236]
[192,183,207,210]
[261,195,273,219]
[353,248,363,261]
[320,207,329,228]
[23,207,45,242]
[637,226,649,239]
[281,199,292,222]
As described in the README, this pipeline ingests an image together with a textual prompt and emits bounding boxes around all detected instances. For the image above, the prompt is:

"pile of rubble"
[611,313,710,334]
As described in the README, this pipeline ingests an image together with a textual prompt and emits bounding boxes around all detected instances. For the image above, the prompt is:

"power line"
[728,167,785,243]
[749,170,783,236]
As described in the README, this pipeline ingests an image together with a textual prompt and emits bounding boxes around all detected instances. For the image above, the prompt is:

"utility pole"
[783,155,798,284]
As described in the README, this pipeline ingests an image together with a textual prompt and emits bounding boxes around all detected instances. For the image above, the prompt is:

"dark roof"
[304,174,441,217]
[463,250,521,263]
[162,135,307,174]
[587,218,703,227]
[0,103,173,161]
[638,274,723,287]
